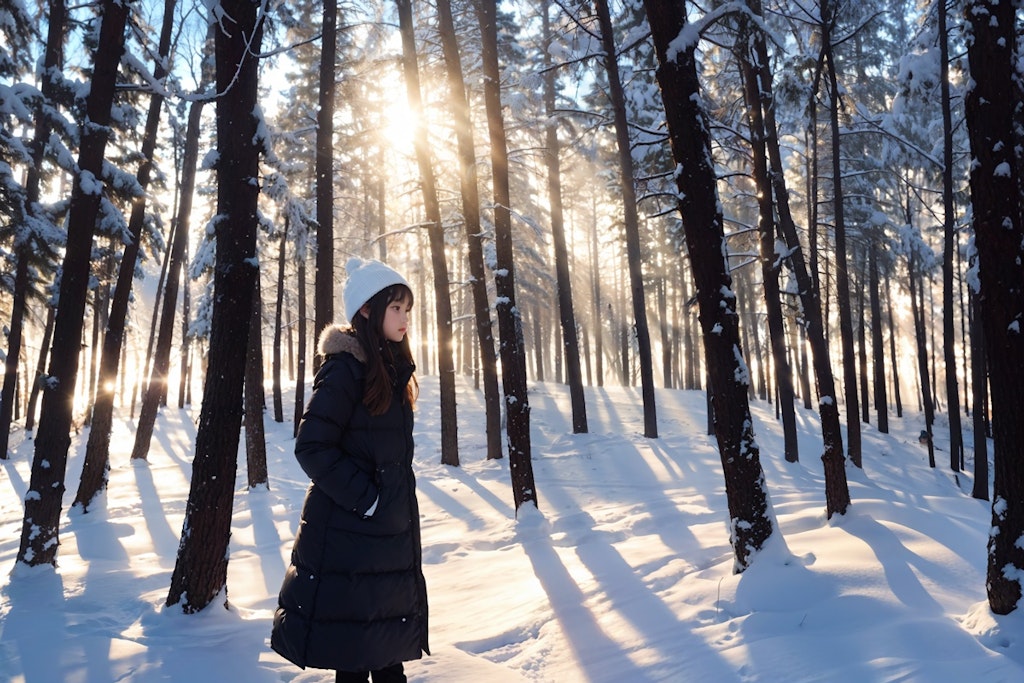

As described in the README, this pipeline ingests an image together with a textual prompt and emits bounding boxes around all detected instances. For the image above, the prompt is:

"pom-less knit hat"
[342,257,411,321]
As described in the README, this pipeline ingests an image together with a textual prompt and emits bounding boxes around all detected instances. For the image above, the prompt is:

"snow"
[77,169,104,196]
[1,377,1023,682]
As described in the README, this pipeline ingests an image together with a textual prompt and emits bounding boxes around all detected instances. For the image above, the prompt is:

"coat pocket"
[368,463,412,535]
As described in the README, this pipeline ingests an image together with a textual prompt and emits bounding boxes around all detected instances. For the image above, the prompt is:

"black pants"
[336,663,406,683]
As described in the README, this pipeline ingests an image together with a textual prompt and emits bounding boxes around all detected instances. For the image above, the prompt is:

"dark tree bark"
[178,239,193,409]
[595,0,657,438]
[75,0,178,510]
[130,71,210,461]
[313,0,336,362]
[643,0,773,570]
[938,0,964,471]
[166,0,264,612]
[477,0,536,511]
[856,252,870,424]
[886,277,903,417]
[747,0,849,516]
[436,0,502,459]
[736,14,797,461]
[969,292,988,501]
[16,0,131,567]
[962,0,1024,615]
[543,1,587,433]
[245,278,268,488]
[395,0,459,467]
[0,0,66,460]
[907,245,936,468]
[272,227,286,423]
[293,249,308,438]
[869,242,888,433]
[820,0,861,468]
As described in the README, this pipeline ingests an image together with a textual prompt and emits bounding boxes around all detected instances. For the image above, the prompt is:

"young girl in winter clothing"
[272,258,429,683]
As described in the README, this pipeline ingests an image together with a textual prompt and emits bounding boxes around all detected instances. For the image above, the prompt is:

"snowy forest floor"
[1,376,1023,682]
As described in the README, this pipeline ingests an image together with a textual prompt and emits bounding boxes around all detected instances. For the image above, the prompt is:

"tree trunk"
[477,0,536,511]
[856,250,870,424]
[590,202,604,388]
[286,289,294,382]
[542,1,587,432]
[293,253,308,438]
[969,292,988,501]
[432,0,503,458]
[131,70,210,461]
[75,0,178,509]
[886,276,903,417]
[595,0,657,438]
[17,0,130,566]
[395,0,459,467]
[166,0,264,612]
[821,0,861,468]
[928,280,939,406]
[643,0,773,570]
[245,277,268,488]
[313,0,336,363]
[807,105,822,312]
[938,0,964,471]
[0,0,66,460]
[908,246,936,468]
[736,18,797,461]
[869,241,888,433]
[963,0,1024,615]
[749,0,849,515]
[272,227,286,423]
[178,220,193,408]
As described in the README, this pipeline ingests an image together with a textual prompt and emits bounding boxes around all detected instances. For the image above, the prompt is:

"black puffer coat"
[271,326,429,671]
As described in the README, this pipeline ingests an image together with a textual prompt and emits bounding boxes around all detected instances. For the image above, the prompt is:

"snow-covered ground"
[1,376,1022,682]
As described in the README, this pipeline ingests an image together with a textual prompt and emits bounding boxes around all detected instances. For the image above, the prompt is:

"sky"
[1,375,1023,682]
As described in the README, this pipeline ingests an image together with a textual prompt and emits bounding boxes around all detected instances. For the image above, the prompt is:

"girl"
[272,258,429,683]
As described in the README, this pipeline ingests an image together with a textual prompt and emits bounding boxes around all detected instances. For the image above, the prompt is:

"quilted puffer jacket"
[271,326,429,671]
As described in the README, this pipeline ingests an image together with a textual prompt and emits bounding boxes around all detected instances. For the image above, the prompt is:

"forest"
[1,0,1023,621]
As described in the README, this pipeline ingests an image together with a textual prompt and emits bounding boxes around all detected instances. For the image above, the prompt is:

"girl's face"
[381,295,412,343]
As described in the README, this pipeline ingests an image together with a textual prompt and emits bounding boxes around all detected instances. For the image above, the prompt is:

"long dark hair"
[351,283,418,415]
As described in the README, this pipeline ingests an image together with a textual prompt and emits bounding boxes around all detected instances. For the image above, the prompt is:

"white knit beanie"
[342,257,411,321]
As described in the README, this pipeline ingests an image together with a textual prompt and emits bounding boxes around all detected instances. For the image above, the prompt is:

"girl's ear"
[359,304,370,319]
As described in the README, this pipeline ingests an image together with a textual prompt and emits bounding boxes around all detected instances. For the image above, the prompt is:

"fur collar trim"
[318,325,366,363]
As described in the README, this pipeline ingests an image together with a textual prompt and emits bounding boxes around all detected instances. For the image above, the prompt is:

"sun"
[380,99,419,151]
[373,77,421,154]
